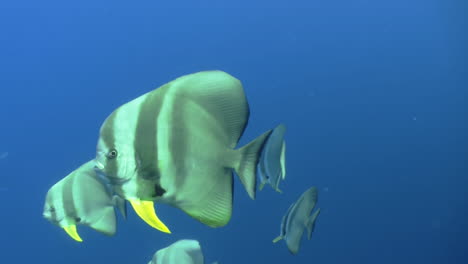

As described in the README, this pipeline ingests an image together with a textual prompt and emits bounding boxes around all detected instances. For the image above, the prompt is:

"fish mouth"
[94,159,105,170]
[105,175,130,186]
[42,213,53,221]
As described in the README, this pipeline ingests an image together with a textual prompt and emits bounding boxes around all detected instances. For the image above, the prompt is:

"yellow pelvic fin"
[272,235,283,243]
[259,182,266,191]
[63,225,83,242]
[129,199,171,234]
[275,188,283,194]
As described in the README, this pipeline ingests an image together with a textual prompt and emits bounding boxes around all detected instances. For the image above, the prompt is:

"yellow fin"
[272,235,283,243]
[63,225,83,242]
[259,181,266,191]
[129,199,171,234]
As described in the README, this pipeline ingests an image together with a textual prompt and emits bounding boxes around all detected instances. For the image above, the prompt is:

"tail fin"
[306,208,321,240]
[234,130,272,199]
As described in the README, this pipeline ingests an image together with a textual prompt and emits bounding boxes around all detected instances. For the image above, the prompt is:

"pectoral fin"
[129,199,171,234]
[63,225,83,242]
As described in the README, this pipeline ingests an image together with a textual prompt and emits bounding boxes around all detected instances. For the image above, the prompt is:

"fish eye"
[75,217,81,223]
[49,206,55,212]
[107,149,118,159]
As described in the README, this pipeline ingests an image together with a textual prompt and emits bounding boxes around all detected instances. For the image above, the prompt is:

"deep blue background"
[0,0,466,263]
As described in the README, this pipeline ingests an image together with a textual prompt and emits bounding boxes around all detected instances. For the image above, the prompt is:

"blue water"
[0,0,466,263]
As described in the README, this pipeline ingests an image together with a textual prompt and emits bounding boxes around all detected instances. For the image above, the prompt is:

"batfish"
[148,239,204,264]
[95,70,273,232]
[257,124,286,193]
[43,160,127,242]
[273,186,321,254]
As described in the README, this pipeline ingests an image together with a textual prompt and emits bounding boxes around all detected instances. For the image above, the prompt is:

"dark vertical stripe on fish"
[100,111,119,178]
[62,175,76,219]
[134,87,165,197]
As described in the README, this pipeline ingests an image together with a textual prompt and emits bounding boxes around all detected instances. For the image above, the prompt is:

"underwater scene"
[0,0,466,263]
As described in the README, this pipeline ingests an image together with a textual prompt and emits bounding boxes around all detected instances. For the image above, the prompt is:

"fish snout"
[42,211,51,220]
[94,158,105,170]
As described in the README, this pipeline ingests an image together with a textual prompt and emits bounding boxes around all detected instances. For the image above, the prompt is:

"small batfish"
[257,124,286,193]
[273,186,321,254]
[43,160,126,242]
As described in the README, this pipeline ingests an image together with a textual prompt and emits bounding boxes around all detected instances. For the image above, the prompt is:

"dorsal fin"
[165,71,249,147]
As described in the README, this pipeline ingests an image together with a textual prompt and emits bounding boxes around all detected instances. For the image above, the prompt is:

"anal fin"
[306,208,321,240]
[176,170,233,228]
[89,207,117,236]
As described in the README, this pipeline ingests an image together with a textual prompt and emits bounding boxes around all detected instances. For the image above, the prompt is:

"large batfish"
[43,160,126,242]
[273,186,321,254]
[95,70,273,233]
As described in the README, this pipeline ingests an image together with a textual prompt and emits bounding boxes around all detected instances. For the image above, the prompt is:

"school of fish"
[42,70,321,262]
